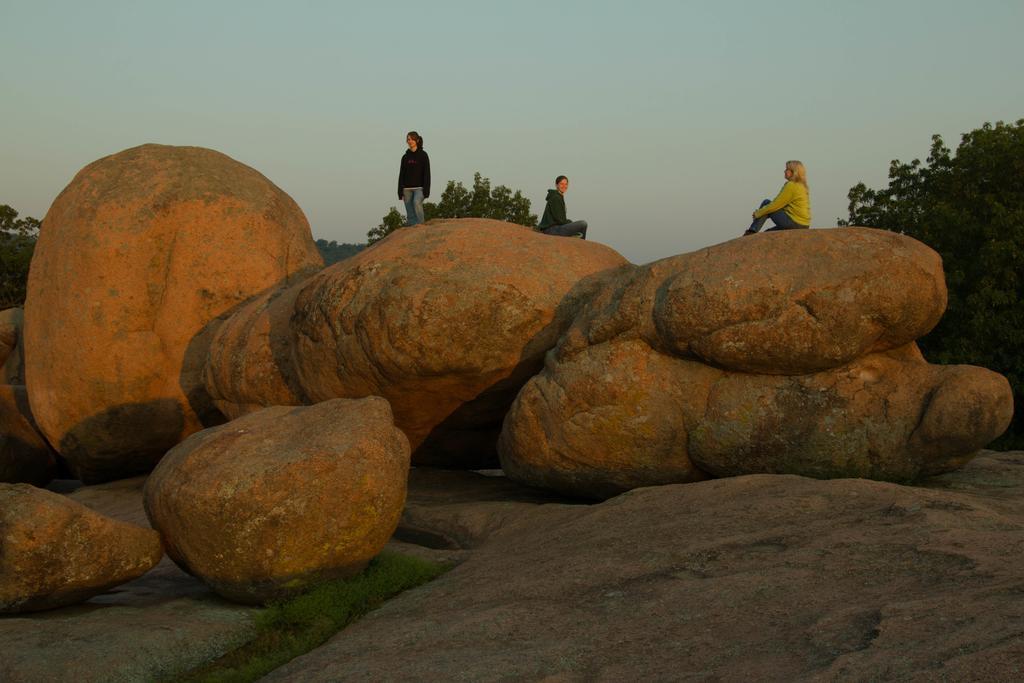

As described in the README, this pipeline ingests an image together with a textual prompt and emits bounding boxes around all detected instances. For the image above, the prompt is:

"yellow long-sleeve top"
[754,181,811,226]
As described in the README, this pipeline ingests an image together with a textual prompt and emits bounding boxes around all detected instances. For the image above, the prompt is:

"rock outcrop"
[205,219,628,467]
[0,483,162,613]
[500,229,1014,499]
[264,451,1024,683]
[0,385,57,486]
[23,144,323,483]
[560,227,947,374]
[144,398,410,604]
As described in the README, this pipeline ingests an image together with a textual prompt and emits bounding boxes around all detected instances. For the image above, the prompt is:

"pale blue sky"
[2,1,1021,264]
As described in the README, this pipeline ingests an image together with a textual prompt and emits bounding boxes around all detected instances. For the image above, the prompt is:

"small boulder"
[0,483,162,613]
[24,144,324,483]
[0,385,58,486]
[144,397,410,604]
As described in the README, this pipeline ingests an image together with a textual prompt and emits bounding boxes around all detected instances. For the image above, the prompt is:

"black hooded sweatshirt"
[538,189,569,229]
[398,148,431,199]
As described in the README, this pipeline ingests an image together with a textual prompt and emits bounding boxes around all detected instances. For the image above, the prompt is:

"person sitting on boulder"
[537,175,588,239]
[743,160,811,235]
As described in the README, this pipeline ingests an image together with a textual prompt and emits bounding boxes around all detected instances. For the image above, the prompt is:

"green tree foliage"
[0,205,41,309]
[315,238,365,266]
[367,173,537,244]
[366,207,406,245]
[841,119,1024,448]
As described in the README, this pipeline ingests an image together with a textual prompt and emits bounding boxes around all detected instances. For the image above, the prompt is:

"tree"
[0,204,41,310]
[841,119,1024,448]
[367,207,405,245]
[367,173,538,244]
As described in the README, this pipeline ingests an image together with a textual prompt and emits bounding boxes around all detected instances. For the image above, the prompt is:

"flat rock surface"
[0,468,558,681]
[268,451,1024,682]
[5,454,1023,681]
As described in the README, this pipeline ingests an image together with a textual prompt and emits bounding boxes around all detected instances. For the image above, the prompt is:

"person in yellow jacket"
[743,160,811,235]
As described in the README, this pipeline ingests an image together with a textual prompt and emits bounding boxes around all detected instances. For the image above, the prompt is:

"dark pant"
[541,220,588,239]
[748,199,807,233]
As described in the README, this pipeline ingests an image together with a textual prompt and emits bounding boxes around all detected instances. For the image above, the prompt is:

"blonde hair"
[786,160,808,188]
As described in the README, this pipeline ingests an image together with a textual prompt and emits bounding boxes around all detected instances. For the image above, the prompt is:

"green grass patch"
[174,552,449,683]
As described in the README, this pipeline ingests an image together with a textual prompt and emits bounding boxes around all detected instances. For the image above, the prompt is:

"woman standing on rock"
[743,160,810,235]
[398,131,431,227]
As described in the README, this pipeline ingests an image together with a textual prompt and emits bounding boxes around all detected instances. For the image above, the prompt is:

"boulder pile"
[499,229,1013,498]
[1,144,1015,621]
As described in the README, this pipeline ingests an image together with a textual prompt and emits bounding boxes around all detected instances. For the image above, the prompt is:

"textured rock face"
[0,308,23,384]
[499,340,712,499]
[23,144,323,483]
[689,345,1012,479]
[501,229,1013,499]
[205,219,628,467]
[144,398,410,604]
[501,340,1012,498]
[0,483,162,613]
[0,385,57,486]
[561,228,947,375]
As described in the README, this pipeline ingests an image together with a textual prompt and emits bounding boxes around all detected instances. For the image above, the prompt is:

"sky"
[2,0,1022,265]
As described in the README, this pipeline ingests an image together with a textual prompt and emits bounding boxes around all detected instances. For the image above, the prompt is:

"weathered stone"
[265,452,1024,683]
[204,278,309,421]
[144,397,410,604]
[561,227,947,375]
[23,144,323,483]
[499,340,711,499]
[0,308,24,385]
[205,219,628,467]
[500,340,1013,499]
[0,475,260,683]
[0,385,57,486]
[0,483,162,613]
[688,345,1013,481]
[396,468,570,550]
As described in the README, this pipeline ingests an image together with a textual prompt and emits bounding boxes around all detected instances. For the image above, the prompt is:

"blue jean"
[748,199,807,233]
[403,187,425,226]
[541,220,588,239]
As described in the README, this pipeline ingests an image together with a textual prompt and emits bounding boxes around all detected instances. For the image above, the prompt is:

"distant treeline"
[0,205,39,310]
[315,239,365,266]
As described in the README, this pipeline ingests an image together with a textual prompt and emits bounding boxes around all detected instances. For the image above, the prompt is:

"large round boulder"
[143,397,410,604]
[0,483,162,613]
[560,228,947,375]
[205,219,628,467]
[24,144,323,483]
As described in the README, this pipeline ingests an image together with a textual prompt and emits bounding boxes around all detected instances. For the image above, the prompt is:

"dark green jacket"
[538,189,569,229]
